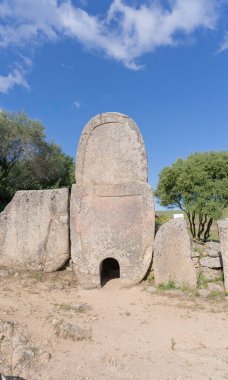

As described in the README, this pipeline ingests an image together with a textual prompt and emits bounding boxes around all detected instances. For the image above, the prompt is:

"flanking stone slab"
[218,218,228,294]
[70,112,155,289]
[154,219,197,288]
[0,188,70,272]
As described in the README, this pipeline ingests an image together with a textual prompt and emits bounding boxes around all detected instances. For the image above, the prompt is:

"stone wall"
[191,241,223,281]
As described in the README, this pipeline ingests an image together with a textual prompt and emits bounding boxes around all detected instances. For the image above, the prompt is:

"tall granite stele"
[70,112,155,289]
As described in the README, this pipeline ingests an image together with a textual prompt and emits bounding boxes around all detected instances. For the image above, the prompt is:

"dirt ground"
[0,268,228,380]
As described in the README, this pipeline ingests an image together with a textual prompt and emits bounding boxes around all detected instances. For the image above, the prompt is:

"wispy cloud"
[0,0,221,71]
[0,69,29,93]
[0,52,32,93]
[218,31,228,52]
[73,100,81,109]
[78,0,88,7]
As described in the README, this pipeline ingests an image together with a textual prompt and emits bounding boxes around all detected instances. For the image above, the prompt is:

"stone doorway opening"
[100,258,120,286]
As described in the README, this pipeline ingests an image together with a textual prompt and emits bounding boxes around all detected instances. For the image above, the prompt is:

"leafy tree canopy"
[0,110,75,211]
[155,152,228,241]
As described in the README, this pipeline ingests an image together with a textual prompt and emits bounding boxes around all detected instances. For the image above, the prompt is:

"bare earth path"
[0,269,228,380]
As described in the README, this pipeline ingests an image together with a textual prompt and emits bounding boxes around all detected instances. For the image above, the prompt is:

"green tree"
[155,152,228,242]
[0,110,75,211]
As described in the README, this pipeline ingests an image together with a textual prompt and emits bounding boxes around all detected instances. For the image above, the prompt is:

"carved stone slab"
[70,113,155,288]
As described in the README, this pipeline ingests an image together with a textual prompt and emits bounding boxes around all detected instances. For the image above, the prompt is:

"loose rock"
[71,303,91,313]
[54,320,91,341]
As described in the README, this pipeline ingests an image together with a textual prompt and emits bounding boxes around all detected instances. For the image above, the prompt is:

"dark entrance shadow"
[100,258,120,287]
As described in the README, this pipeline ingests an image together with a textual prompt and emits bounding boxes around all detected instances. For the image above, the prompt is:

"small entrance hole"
[100,258,120,286]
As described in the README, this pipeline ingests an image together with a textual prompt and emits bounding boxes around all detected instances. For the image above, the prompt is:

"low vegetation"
[155,152,228,242]
[0,110,75,211]
[156,208,228,241]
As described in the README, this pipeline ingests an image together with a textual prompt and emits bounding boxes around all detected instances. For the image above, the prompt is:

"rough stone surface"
[70,112,155,289]
[199,256,222,269]
[218,218,228,293]
[0,320,34,379]
[207,283,224,292]
[53,320,91,341]
[71,303,91,313]
[198,289,211,298]
[154,219,197,288]
[0,189,70,272]
[205,242,221,258]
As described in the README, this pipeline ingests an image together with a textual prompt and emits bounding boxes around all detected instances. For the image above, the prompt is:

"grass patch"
[193,245,204,257]
[58,303,73,311]
[214,273,224,283]
[57,302,90,313]
[207,291,225,300]
[171,337,176,351]
[197,272,224,289]
[197,272,209,289]
[146,272,154,284]
[30,272,44,281]
[31,346,39,355]
[157,280,176,290]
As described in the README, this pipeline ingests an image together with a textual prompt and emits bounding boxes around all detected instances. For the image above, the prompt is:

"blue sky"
[0,0,228,208]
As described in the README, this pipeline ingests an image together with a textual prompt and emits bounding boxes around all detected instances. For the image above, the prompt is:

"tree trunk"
[203,218,213,242]
[192,212,196,238]
[197,215,207,240]
[186,212,196,239]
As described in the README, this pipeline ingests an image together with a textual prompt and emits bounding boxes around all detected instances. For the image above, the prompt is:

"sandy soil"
[0,269,228,380]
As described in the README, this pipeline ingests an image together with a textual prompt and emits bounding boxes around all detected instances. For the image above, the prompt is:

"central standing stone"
[70,112,155,289]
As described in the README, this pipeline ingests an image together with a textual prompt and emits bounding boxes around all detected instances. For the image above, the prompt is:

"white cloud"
[0,69,29,93]
[0,0,222,71]
[218,32,228,52]
[73,100,81,109]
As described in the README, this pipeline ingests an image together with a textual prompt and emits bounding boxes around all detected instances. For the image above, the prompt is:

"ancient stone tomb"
[70,112,155,288]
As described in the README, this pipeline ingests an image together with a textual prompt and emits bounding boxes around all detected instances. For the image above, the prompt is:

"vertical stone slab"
[0,188,70,272]
[218,218,228,295]
[154,219,197,288]
[70,112,155,289]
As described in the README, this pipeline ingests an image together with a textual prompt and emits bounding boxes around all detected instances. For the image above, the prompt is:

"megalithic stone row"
[154,219,197,288]
[218,218,228,295]
[0,189,70,272]
[70,112,155,289]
